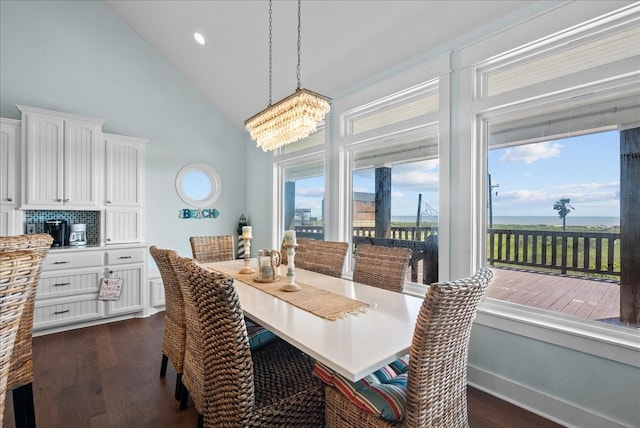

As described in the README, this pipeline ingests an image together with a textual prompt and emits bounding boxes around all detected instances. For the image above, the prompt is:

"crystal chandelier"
[245,0,331,152]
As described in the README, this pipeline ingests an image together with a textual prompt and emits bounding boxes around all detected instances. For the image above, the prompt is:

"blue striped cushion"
[245,318,276,350]
[313,355,410,422]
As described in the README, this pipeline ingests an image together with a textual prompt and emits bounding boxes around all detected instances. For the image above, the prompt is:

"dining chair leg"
[160,354,168,377]
[179,386,189,410]
[174,373,183,401]
[13,383,36,428]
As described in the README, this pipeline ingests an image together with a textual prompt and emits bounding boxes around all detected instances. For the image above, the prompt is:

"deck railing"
[488,228,621,277]
[295,225,439,284]
[293,225,621,281]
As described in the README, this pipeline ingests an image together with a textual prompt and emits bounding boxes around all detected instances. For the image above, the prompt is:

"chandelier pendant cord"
[296,0,302,90]
[268,0,273,106]
[245,0,330,151]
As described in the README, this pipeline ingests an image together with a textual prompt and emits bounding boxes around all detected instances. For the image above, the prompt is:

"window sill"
[476,298,640,368]
[404,281,639,367]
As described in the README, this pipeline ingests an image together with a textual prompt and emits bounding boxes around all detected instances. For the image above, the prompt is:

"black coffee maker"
[44,219,68,247]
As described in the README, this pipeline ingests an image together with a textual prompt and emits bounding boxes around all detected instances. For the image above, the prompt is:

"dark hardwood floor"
[2,313,563,428]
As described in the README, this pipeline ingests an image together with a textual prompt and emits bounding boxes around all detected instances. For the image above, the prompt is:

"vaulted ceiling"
[104,0,538,130]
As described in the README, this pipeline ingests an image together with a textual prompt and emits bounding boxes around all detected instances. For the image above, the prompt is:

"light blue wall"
[0,0,247,258]
[2,1,638,426]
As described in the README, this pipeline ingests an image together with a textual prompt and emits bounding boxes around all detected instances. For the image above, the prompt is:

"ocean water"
[393,216,620,227]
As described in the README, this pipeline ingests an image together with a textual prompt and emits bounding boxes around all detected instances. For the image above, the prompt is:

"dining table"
[202,258,424,382]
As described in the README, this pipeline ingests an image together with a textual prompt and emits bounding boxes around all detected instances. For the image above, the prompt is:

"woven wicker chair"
[352,244,412,293]
[167,253,275,419]
[174,255,325,427]
[283,238,348,278]
[149,246,186,404]
[0,233,52,428]
[189,235,235,263]
[323,268,493,428]
[1,250,44,427]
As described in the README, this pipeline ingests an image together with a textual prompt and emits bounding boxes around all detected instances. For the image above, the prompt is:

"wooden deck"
[487,267,623,323]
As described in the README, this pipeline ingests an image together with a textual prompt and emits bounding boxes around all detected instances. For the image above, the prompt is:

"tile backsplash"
[24,210,100,245]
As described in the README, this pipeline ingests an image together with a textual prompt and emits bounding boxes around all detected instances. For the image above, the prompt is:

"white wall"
[0,0,247,258]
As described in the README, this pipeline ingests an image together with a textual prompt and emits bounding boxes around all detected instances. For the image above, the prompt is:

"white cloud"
[553,181,619,191]
[296,187,324,198]
[499,141,562,164]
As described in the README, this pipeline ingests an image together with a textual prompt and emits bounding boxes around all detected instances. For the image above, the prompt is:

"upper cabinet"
[104,133,145,208]
[1,118,21,235]
[1,118,19,207]
[104,133,146,244]
[18,105,105,210]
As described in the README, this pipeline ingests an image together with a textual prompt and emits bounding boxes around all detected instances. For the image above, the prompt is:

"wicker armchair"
[174,255,325,427]
[321,268,493,428]
[1,250,44,427]
[352,244,412,293]
[0,233,52,427]
[149,246,186,404]
[189,235,235,263]
[283,238,348,278]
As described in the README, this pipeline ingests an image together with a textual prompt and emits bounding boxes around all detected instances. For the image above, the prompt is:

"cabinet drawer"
[34,296,104,331]
[38,267,102,299]
[106,248,145,265]
[43,251,103,271]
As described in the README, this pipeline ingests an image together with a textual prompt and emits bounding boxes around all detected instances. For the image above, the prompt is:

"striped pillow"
[313,356,410,422]
[245,319,276,350]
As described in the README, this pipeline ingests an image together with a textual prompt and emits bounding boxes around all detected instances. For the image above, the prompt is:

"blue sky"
[489,130,619,217]
[293,130,620,219]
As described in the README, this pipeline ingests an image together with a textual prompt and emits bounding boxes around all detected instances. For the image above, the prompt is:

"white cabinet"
[105,247,145,315]
[34,245,147,333]
[18,105,105,210]
[1,118,21,235]
[35,250,105,331]
[104,133,146,244]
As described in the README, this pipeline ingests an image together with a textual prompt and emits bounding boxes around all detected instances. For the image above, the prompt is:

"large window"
[338,76,443,282]
[281,157,325,239]
[486,130,624,325]
[474,5,639,330]
[349,131,439,283]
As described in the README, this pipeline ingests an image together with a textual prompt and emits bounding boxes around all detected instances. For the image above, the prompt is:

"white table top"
[203,259,424,382]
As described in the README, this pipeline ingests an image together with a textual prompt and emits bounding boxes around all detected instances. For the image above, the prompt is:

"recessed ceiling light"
[193,32,206,45]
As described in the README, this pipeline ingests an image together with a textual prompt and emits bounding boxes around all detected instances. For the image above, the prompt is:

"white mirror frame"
[175,163,222,208]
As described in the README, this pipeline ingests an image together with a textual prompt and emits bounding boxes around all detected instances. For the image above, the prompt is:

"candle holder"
[280,243,301,292]
[239,236,255,274]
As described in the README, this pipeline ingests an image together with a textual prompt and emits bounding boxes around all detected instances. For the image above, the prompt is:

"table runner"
[206,266,371,321]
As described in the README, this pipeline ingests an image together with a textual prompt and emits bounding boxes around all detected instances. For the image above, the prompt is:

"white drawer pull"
[53,282,71,287]
[53,309,70,315]
[53,261,70,265]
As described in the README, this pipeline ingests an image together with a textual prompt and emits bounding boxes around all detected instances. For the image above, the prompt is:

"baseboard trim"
[468,365,627,428]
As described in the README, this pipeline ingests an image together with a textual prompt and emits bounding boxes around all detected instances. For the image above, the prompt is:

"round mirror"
[176,163,222,207]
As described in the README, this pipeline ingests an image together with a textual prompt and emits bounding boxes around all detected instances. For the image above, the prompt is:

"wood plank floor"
[487,267,622,322]
[1,313,563,428]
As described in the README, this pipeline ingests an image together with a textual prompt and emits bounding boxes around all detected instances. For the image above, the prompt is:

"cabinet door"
[1,119,19,207]
[105,135,145,207]
[105,208,142,244]
[63,119,102,208]
[106,264,144,315]
[23,113,64,207]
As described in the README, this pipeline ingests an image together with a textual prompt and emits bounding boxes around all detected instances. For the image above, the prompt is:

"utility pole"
[488,173,499,228]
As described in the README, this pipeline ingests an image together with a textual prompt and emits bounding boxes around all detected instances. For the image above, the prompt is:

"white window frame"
[333,55,451,277]
[463,2,640,366]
